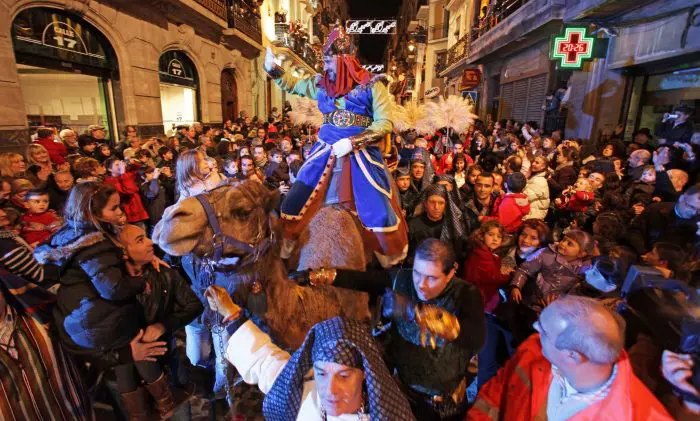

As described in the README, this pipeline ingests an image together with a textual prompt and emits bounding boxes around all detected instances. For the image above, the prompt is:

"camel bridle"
[195,193,275,271]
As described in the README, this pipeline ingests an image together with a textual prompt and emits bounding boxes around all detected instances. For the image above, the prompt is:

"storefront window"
[18,64,111,136]
[159,50,199,134]
[627,68,700,138]
[12,7,118,139]
[160,84,198,133]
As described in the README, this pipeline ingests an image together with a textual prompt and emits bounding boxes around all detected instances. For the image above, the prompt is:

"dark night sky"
[347,0,403,64]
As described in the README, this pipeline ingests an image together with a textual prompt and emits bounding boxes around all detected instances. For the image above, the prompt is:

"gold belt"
[322,110,373,128]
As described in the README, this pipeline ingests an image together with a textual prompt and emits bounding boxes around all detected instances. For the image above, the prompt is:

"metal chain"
[199,256,234,408]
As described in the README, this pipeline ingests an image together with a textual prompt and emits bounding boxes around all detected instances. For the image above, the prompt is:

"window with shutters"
[512,79,528,121]
[498,73,548,125]
[526,74,547,124]
[500,82,514,121]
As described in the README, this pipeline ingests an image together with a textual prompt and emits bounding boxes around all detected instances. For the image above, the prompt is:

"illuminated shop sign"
[550,27,595,69]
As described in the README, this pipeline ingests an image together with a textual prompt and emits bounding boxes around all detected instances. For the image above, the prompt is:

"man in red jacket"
[468,295,673,421]
[33,127,67,165]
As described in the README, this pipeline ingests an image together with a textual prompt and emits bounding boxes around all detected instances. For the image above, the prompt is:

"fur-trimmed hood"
[34,226,106,267]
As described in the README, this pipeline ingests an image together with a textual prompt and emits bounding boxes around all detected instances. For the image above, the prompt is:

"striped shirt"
[0,232,45,283]
[0,230,58,323]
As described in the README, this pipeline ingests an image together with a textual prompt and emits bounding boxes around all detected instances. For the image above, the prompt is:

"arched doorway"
[159,50,200,134]
[221,68,238,123]
[12,7,119,141]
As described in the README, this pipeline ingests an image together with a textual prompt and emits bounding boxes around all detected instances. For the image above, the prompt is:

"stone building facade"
[1,0,264,151]
[437,0,699,140]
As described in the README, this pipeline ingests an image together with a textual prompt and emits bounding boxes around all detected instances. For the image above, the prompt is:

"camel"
[152,180,371,349]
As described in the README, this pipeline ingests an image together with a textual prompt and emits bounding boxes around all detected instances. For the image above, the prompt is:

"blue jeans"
[185,323,233,399]
[477,314,516,390]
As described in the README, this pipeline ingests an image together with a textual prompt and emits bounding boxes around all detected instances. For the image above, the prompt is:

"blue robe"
[276,74,400,232]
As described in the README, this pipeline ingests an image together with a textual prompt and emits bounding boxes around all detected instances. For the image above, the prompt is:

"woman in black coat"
[35,183,141,361]
[35,182,175,419]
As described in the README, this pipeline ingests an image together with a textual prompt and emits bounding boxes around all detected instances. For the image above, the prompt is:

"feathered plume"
[287,96,324,128]
[423,95,478,135]
[393,101,427,133]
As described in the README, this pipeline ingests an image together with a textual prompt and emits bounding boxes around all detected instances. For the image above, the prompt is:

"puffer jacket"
[523,171,550,220]
[481,192,530,233]
[510,245,590,312]
[34,221,144,363]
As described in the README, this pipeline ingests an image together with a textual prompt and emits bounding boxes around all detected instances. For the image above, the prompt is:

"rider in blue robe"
[264,26,407,267]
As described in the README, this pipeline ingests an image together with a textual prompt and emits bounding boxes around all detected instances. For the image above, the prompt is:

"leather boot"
[145,373,176,420]
[120,387,149,421]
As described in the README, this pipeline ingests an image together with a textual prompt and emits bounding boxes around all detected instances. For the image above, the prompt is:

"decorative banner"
[346,20,397,35]
[362,64,385,72]
[459,69,481,91]
[550,27,595,69]
[424,87,440,99]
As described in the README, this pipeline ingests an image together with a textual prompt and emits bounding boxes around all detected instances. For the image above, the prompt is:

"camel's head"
[153,181,280,260]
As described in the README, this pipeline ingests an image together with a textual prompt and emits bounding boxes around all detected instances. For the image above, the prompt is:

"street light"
[408,40,416,52]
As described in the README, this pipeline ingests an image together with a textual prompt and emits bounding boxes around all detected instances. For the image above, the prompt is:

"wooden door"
[221,69,238,122]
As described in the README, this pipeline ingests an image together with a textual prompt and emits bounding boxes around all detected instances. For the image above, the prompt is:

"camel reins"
[195,194,275,270]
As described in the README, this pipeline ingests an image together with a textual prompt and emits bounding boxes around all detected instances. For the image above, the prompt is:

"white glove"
[332,138,353,158]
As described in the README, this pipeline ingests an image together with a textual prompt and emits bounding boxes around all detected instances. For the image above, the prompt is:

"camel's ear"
[265,187,281,213]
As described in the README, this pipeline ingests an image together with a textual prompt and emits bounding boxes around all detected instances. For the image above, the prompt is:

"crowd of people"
[0,88,699,420]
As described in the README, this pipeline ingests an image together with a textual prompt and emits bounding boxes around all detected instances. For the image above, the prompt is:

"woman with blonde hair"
[26,143,52,167]
[0,152,27,178]
[25,143,54,187]
[175,149,224,200]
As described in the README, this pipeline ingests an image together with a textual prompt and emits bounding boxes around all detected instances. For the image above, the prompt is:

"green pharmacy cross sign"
[551,27,595,69]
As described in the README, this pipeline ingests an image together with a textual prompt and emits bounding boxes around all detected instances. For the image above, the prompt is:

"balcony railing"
[412,28,428,44]
[228,0,262,44]
[446,35,469,67]
[472,0,528,41]
[274,23,319,70]
[195,0,228,21]
[428,24,449,41]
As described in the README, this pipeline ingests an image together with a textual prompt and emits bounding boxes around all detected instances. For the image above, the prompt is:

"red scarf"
[320,55,372,98]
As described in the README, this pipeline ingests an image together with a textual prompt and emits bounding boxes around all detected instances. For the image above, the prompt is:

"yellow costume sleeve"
[274,72,319,100]
[366,82,394,136]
